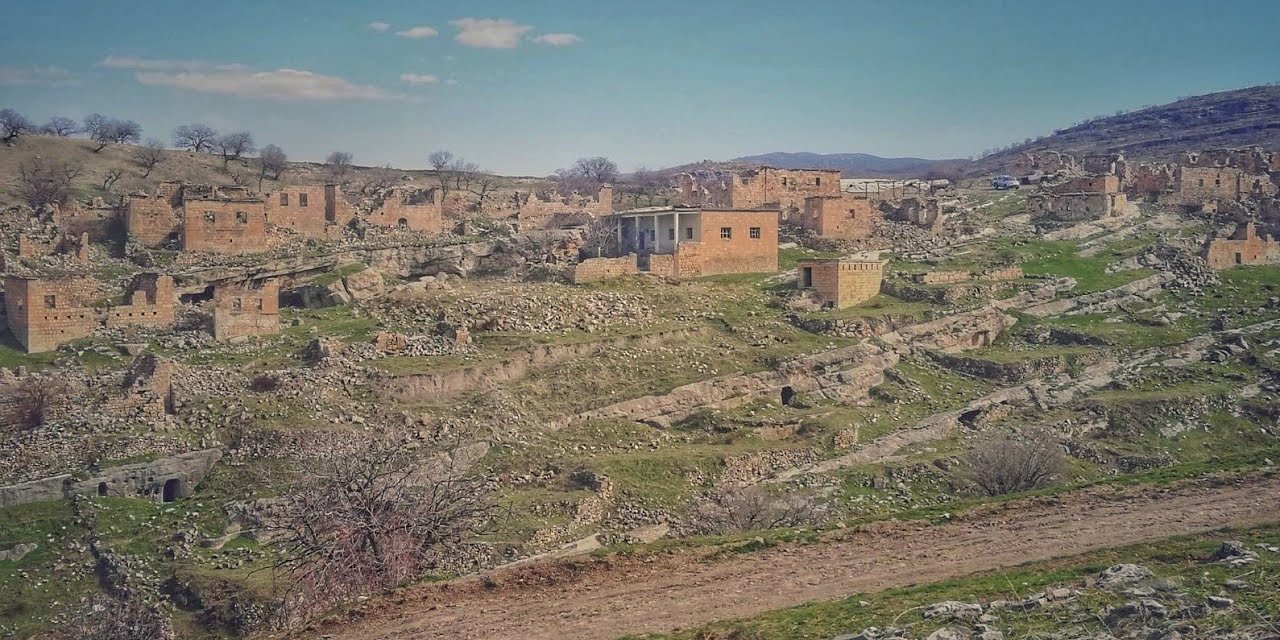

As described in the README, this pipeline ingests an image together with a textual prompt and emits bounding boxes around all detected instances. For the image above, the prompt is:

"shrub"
[963,430,1064,496]
[687,486,824,535]
[1,378,68,431]
[248,374,280,392]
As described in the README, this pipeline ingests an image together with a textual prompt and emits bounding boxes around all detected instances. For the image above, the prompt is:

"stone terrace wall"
[916,270,972,285]
[0,449,222,508]
[572,254,639,284]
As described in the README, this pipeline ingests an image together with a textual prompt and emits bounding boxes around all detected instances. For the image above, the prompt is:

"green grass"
[1009,239,1153,293]
[311,262,367,287]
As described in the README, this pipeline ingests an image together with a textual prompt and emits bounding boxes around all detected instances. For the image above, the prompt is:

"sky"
[3,0,1280,176]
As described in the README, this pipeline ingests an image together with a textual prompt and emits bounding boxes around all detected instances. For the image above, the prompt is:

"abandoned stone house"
[3,273,175,353]
[182,195,270,254]
[573,206,779,281]
[798,194,881,239]
[16,232,91,262]
[678,167,842,219]
[1174,166,1277,203]
[212,279,281,341]
[514,185,614,231]
[797,258,885,309]
[1204,222,1280,270]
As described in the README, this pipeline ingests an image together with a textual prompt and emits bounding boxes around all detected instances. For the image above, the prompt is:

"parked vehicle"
[992,175,1021,190]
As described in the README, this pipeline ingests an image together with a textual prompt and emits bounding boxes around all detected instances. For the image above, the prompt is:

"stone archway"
[162,478,180,503]
[780,386,796,407]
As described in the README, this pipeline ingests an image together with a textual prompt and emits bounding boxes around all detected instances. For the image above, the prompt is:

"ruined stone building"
[1204,222,1280,269]
[573,206,779,280]
[797,258,885,309]
[212,279,280,341]
[360,187,444,233]
[514,185,614,231]
[797,194,881,239]
[678,167,842,218]
[1174,166,1277,203]
[264,185,339,238]
[181,194,269,254]
[3,273,175,353]
[1030,172,1129,223]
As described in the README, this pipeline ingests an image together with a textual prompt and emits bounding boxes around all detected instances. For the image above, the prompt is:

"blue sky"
[3,0,1279,175]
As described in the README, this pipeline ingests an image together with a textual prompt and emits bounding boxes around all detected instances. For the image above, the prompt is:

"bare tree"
[135,138,166,177]
[963,430,1064,496]
[621,167,664,207]
[573,156,619,184]
[41,115,78,137]
[100,168,125,192]
[428,149,457,199]
[466,170,501,212]
[172,123,218,152]
[16,158,81,211]
[580,216,620,258]
[257,144,288,189]
[1,108,32,144]
[325,150,355,184]
[82,113,141,151]
[52,594,171,640]
[263,441,493,617]
[2,377,70,432]
[214,131,256,168]
[687,486,824,535]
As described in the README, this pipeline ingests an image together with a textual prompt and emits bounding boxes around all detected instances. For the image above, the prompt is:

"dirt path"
[314,474,1280,640]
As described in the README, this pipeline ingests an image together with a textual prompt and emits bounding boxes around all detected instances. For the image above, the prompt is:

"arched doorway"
[780,386,796,407]
[162,479,180,503]
[97,482,108,497]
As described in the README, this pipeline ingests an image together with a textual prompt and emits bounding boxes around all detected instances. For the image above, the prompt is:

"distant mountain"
[730,152,966,178]
[972,84,1280,174]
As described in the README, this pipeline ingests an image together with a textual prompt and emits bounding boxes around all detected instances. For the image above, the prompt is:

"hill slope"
[974,84,1280,173]
[730,151,965,178]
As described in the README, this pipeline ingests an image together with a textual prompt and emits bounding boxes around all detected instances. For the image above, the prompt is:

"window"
[749,226,761,239]
[668,228,676,241]
[299,193,309,207]
[43,295,56,309]
[1236,252,1243,265]
[280,193,289,206]
[236,211,249,223]
[684,227,694,240]
[1198,179,1205,187]
[204,211,216,222]
[802,267,813,287]
[815,177,821,186]
[647,229,656,241]
[232,297,243,311]
[256,298,264,310]
[1215,178,1221,187]
[720,227,732,239]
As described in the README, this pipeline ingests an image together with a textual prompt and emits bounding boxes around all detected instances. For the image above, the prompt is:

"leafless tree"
[135,138,166,177]
[100,168,124,192]
[573,156,619,183]
[172,123,218,152]
[688,487,824,535]
[1,108,32,144]
[963,430,1064,496]
[41,116,78,137]
[579,216,620,258]
[257,144,287,189]
[1,377,69,432]
[82,113,141,151]
[17,158,81,211]
[620,166,664,207]
[466,170,501,212]
[363,164,400,191]
[263,441,493,618]
[214,131,256,168]
[325,150,355,184]
[428,149,457,199]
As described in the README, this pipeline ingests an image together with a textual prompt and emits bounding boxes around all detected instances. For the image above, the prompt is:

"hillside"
[973,84,1280,173]
[732,151,967,178]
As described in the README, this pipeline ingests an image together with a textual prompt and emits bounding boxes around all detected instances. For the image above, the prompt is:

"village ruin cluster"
[2,122,1280,640]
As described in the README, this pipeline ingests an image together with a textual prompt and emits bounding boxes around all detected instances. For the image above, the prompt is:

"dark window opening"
[236,211,248,223]
[43,295,56,309]
[162,479,179,503]
[397,217,409,227]
[1236,252,1243,265]
[204,211,216,222]
[684,227,694,240]
[299,193,309,207]
[802,267,813,287]
[232,297,243,310]
[97,482,108,497]
[720,227,732,239]
[280,193,289,206]
[749,226,761,239]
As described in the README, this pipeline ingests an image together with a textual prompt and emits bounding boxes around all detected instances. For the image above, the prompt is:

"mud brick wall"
[125,194,180,247]
[105,274,175,329]
[4,276,104,353]
[695,210,778,275]
[730,168,841,216]
[264,186,330,238]
[1205,223,1280,269]
[572,254,638,284]
[800,260,884,309]
[212,279,281,341]
[800,194,879,239]
[366,192,443,233]
[182,200,268,254]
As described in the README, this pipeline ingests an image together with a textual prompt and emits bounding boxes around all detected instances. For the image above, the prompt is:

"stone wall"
[0,450,222,508]
[1205,223,1280,269]
[182,199,269,254]
[53,200,120,243]
[125,193,180,247]
[3,274,176,352]
[682,168,841,218]
[365,188,443,233]
[798,259,884,309]
[212,279,280,341]
[1054,174,1120,194]
[264,186,330,238]
[105,273,175,329]
[516,186,613,231]
[1029,191,1126,222]
[915,270,972,285]
[694,209,779,275]
[983,266,1024,281]
[572,254,639,284]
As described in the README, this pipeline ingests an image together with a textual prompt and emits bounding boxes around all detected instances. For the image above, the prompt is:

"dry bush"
[963,430,1064,496]
[1,378,69,432]
[248,374,280,393]
[17,157,81,210]
[687,486,824,535]
[53,595,172,640]
[263,441,494,619]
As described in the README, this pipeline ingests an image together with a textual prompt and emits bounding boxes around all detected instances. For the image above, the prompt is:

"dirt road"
[315,474,1280,640]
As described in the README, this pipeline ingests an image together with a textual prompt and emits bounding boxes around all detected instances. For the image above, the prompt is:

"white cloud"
[134,68,395,101]
[400,73,439,85]
[395,26,439,39]
[445,78,459,86]
[0,65,77,87]
[368,21,391,32]
[98,56,246,72]
[450,18,532,49]
[533,33,582,46]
